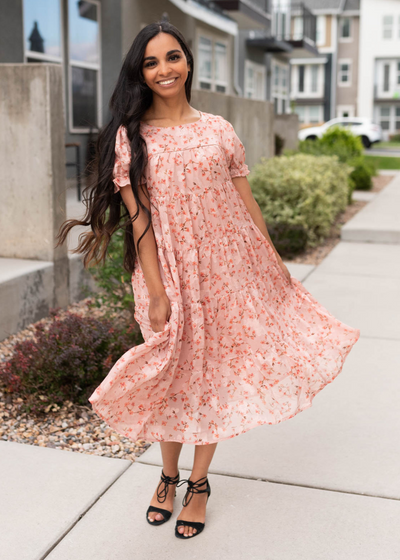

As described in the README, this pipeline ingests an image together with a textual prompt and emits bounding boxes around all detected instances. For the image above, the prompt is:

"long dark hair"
[56,21,194,274]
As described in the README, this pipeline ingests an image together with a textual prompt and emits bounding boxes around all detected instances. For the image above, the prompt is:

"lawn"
[364,155,400,170]
[372,142,400,150]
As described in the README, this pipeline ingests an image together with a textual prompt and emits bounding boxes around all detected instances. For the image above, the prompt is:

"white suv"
[298,117,382,148]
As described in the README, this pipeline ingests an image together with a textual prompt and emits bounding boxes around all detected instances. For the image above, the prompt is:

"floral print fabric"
[89,111,360,445]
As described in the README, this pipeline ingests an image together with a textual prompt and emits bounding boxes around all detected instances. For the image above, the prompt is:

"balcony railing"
[272,1,317,46]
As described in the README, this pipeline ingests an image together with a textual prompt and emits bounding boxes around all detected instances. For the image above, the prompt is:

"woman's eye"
[144,54,181,68]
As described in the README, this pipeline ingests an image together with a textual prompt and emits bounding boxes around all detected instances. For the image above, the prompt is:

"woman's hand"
[148,293,172,332]
[276,255,292,284]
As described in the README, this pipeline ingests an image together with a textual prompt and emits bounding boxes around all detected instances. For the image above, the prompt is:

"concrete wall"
[274,114,299,153]
[191,89,275,165]
[0,63,69,309]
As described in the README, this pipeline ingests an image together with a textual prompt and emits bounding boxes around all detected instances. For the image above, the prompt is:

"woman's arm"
[231,176,291,283]
[119,183,171,330]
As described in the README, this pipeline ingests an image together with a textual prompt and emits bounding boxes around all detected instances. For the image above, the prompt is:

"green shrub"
[348,157,378,191]
[389,133,400,142]
[248,153,351,256]
[0,309,143,415]
[86,226,136,324]
[299,126,363,163]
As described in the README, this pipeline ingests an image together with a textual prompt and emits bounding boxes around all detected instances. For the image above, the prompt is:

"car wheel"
[361,136,371,149]
[306,135,317,141]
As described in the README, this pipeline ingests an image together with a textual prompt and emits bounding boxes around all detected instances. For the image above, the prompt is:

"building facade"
[289,0,360,126]
[358,0,400,140]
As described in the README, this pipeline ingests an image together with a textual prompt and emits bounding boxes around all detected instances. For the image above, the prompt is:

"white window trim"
[196,28,229,94]
[316,15,326,47]
[338,58,352,87]
[291,63,324,98]
[339,16,352,43]
[375,59,400,99]
[68,0,102,134]
[244,59,266,101]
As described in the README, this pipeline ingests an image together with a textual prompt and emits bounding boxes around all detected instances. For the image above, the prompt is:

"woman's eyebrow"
[143,49,182,62]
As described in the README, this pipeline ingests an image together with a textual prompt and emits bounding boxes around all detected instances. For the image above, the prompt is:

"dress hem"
[89,326,359,446]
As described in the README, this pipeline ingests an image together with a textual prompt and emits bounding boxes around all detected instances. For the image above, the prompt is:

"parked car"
[298,117,382,148]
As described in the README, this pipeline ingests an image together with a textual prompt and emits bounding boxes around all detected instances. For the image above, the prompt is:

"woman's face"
[142,32,190,97]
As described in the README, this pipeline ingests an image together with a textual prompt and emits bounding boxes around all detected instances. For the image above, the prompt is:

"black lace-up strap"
[176,476,209,507]
[156,470,180,503]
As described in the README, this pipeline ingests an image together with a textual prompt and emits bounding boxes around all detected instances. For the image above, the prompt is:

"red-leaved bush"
[0,310,142,415]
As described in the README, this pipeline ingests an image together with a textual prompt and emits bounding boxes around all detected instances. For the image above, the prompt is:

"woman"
[57,21,360,540]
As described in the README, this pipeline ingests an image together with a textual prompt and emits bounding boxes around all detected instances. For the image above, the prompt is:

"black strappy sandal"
[174,475,211,539]
[146,469,180,526]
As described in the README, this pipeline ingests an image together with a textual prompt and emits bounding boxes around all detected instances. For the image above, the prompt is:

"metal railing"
[272,1,316,45]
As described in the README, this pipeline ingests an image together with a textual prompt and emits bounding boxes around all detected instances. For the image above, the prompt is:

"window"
[383,16,393,39]
[384,64,390,92]
[338,60,351,86]
[311,65,319,93]
[309,106,321,123]
[379,107,390,130]
[294,105,323,125]
[214,41,228,93]
[23,0,62,63]
[68,0,101,131]
[316,15,326,46]
[293,16,303,40]
[295,106,305,123]
[298,65,305,93]
[244,60,266,100]
[340,17,351,39]
[397,62,400,85]
[198,34,228,94]
[272,61,289,114]
[396,107,400,130]
[198,36,212,90]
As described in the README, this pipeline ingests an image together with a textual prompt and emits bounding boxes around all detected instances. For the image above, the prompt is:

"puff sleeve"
[220,118,250,179]
[113,125,146,193]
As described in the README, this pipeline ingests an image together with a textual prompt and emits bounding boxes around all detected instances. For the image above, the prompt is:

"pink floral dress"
[88,110,360,445]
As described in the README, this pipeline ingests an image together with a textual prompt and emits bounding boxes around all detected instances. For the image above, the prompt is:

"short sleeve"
[113,125,146,194]
[220,118,250,179]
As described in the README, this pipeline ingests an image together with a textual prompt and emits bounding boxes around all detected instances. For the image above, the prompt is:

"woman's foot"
[176,476,209,537]
[147,469,179,523]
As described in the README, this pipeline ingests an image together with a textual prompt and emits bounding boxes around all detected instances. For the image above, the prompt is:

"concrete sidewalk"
[2,180,400,559]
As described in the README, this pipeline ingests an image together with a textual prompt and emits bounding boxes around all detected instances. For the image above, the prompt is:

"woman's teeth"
[158,78,177,85]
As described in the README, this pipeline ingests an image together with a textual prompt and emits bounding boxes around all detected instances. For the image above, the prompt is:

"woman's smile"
[157,76,179,87]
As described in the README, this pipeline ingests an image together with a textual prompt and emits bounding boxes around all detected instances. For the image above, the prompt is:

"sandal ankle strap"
[177,475,209,507]
[156,470,180,503]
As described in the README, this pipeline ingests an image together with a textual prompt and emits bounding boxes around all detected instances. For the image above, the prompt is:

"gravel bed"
[0,298,152,461]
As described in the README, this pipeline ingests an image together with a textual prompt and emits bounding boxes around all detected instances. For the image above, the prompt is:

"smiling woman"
[55,20,360,541]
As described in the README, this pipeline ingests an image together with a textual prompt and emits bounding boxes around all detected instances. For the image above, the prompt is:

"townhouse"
[289,0,360,126]
[358,0,400,140]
